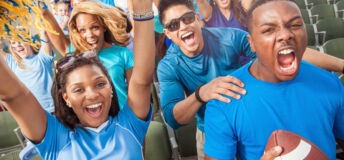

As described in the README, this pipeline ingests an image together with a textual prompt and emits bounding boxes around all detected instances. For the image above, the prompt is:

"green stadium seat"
[296,0,307,9]
[301,9,312,24]
[310,4,336,22]
[315,18,344,43]
[335,0,344,17]
[145,121,172,160]
[305,24,317,47]
[322,38,344,59]
[306,0,328,7]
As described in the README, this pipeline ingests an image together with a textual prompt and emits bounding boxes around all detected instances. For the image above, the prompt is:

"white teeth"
[88,40,97,44]
[86,103,101,109]
[279,49,293,55]
[182,32,193,39]
[280,60,296,70]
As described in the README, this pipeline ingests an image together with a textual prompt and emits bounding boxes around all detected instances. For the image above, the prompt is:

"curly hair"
[52,57,120,130]
[68,1,130,54]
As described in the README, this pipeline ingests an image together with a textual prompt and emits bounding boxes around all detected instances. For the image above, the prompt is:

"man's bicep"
[204,100,237,159]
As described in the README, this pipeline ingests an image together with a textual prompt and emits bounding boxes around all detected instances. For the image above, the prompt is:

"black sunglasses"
[56,50,97,71]
[165,11,196,32]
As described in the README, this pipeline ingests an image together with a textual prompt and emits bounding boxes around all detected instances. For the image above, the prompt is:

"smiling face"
[162,5,204,57]
[75,13,108,52]
[247,0,307,83]
[62,64,112,128]
[9,41,34,59]
[214,0,231,9]
[56,3,69,17]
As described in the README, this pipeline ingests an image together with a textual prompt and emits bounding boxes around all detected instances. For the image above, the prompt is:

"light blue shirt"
[204,61,344,160]
[157,27,256,131]
[33,101,152,160]
[6,48,55,112]
[98,45,134,109]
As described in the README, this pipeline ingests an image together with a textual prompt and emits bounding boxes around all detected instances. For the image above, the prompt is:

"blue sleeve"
[204,99,237,159]
[122,48,134,70]
[157,61,185,129]
[5,53,15,69]
[233,30,256,59]
[31,111,69,160]
[117,101,152,144]
[333,75,344,140]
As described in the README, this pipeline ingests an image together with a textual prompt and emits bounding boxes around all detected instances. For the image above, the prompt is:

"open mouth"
[88,40,98,49]
[85,103,103,118]
[181,31,195,47]
[277,48,298,75]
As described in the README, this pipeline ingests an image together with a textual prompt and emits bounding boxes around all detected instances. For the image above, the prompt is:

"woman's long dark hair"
[52,57,119,130]
[210,0,248,27]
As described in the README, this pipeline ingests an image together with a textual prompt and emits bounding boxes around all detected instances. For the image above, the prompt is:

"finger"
[216,88,241,100]
[222,76,245,87]
[220,82,246,95]
[212,93,231,103]
[260,146,283,160]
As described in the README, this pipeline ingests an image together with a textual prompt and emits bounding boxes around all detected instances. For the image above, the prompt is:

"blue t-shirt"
[98,45,134,109]
[204,61,344,160]
[205,5,248,32]
[55,16,69,36]
[157,27,256,131]
[6,48,55,112]
[32,101,152,160]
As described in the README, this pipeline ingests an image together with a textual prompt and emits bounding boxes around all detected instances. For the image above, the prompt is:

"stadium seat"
[335,0,344,17]
[296,0,307,9]
[301,9,312,24]
[145,121,172,160]
[305,0,328,7]
[315,18,344,43]
[305,24,318,48]
[310,4,336,22]
[322,38,344,59]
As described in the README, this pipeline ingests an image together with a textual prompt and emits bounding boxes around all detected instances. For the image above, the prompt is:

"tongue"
[184,34,195,46]
[278,53,295,67]
[86,107,102,117]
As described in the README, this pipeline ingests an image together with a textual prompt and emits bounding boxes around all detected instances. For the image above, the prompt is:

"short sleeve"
[157,60,186,129]
[233,30,256,59]
[37,47,54,64]
[116,101,152,144]
[204,99,237,159]
[122,48,134,70]
[333,75,344,140]
[28,111,69,160]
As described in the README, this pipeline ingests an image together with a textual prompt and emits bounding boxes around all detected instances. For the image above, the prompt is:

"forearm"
[303,48,344,73]
[195,0,212,21]
[173,93,203,125]
[39,31,52,55]
[41,9,69,56]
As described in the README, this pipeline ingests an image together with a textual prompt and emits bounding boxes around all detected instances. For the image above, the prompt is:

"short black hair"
[158,0,195,25]
[246,0,297,33]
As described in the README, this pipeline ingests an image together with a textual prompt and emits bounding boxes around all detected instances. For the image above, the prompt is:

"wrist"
[195,85,206,103]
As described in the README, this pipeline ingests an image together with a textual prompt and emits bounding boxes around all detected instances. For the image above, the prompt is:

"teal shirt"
[98,45,134,109]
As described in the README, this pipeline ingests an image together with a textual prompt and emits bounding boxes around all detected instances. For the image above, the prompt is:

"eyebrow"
[69,76,106,87]
[259,15,302,27]
[77,21,99,29]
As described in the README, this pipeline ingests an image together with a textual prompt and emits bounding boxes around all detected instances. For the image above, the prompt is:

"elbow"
[162,105,183,129]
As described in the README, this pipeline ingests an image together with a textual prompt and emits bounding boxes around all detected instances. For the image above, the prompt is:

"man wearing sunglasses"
[157,0,344,159]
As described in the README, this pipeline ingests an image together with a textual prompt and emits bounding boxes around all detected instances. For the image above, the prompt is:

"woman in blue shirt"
[0,0,155,159]
[42,1,133,108]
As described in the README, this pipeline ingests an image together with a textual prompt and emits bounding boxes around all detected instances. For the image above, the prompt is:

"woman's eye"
[73,88,83,93]
[92,26,99,30]
[96,82,106,88]
[79,29,85,33]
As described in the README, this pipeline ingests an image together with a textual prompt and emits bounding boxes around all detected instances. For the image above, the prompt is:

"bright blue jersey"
[33,101,152,160]
[6,48,55,112]
[157,27,256,131]
[204,61,344,160]
[98,45,134,109]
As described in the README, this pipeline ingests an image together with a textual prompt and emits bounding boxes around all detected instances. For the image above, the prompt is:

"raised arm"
[127,0,155,120]
[0,56,47,143]
[41,9,70,56]
[302,48,344,73]
[195,0,213,21]
[39,30,52,56]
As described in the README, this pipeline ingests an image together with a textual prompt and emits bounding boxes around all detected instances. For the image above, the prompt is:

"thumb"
[260,146,283,160]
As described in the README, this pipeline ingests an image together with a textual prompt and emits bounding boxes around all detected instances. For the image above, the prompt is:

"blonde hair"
[8,40,39,70]
[68,1,130,54]
[54,1,70,12]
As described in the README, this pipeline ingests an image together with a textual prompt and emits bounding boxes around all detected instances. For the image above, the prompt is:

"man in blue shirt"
[204,0,344,159]
[157,0,344,159]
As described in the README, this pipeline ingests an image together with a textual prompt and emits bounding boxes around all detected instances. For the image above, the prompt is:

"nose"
[85,88,99,100]
[179,20,188,31]
[277,27,294,42]
[84,29,94,38]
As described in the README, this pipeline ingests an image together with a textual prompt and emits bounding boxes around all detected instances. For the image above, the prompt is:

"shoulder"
[203,27,248,38]
[300,61,339,82]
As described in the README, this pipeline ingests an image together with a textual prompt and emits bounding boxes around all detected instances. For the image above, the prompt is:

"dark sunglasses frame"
[56,50,97,71]
[165,11,196,32]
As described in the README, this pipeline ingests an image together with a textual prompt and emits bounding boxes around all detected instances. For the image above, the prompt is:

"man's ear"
[247,35,256,53]
[163,28,172,40]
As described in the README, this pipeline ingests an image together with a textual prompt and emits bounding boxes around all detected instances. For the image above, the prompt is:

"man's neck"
[249,60,281,83]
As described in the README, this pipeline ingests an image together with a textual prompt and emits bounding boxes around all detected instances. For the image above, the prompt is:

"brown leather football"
[265,130,329,160]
